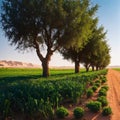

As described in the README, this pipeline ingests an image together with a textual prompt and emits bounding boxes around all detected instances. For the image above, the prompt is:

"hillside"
[0,60,41,68]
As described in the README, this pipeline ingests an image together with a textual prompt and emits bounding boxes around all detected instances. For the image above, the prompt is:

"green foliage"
[86,101,101,112]
[2,99,11,119]
[58,0,99,73]
[1,0,99,77]
[101,78,107,83]
[87,88,94,98]
[102,107,112,116]
[0,68,107,119]
[99,88,107,96]
[81,22,111,70]
[90,81,94,86]
[94,82,101,87]
[95,80,101,84]
[97,96,108,107]
[56,107,69,118]
[101,85,109,91]
[73,107,84,119]
[92,85,98,92]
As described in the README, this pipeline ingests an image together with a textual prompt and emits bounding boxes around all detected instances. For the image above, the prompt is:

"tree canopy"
[60,18,110,73]
[81,25,110,71]
[59,16,99,73]
[1,0,98,77]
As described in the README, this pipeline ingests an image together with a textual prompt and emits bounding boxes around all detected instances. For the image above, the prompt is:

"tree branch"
[34,38,44,62]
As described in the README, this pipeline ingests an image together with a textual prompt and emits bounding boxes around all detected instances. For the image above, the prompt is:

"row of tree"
[60,24,110,73]
[1,0,110,77]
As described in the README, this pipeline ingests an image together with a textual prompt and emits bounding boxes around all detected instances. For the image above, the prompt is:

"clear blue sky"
[0,0,120,66]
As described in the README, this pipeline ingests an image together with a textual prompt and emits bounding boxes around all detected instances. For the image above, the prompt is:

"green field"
[0,68,84,78]
[0,68,107,119]
[0,68,85,83]
[113,68,120,71]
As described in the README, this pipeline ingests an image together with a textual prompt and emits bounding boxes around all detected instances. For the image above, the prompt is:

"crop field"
[0,68,86,83]
[113,68,120,71]
[0,68,85,78]
[0,68,108,119]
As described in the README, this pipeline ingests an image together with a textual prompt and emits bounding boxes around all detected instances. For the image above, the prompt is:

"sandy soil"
[107,69,120,120]
[0,60,41,68]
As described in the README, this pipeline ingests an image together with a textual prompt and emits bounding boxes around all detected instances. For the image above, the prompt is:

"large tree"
[1,0,96,77]
[59,47,82,73]
[59,9,98,73]
[81,26,110,71]
[93,40,110,70]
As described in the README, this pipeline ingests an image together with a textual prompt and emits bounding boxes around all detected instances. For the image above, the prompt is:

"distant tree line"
[1,0,110,77]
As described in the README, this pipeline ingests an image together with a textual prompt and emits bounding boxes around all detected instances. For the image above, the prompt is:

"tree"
[60,47,82,73]
[93,40,110,70]
[1,0,96,77]
[59,3,98,73]
[81,26,110,71]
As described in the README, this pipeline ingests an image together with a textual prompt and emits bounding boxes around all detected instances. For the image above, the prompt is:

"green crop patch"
[0,68,107,119]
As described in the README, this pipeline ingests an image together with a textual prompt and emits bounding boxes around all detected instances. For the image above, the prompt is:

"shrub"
[95,80,101,84]
[86,101,101,112]
[101,86,109,91]
[99,75,104,79]
[102,107,112,116]
[101,78,107,83]
[56,107,69,118]
[90,81,94,86]
[94,83,101,87]
[99,88,107,96]
[92,85,98,92]
[87,89,93,98]
[97,96,108,107]
[73,107,84,119]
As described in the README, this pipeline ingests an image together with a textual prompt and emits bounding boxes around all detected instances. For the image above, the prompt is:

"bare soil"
[107,69,120,120]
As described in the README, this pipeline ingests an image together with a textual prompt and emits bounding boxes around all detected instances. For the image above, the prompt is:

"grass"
[0,68,85,86]
[113,68,120,71]
[0,68,83,77]
[0,68,107,86]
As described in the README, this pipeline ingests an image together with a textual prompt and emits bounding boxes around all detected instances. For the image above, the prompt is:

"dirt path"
[107,69,120,120]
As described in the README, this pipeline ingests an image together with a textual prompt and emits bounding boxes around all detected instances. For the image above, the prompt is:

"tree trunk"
[42,59,49,77]
[92,65,94,71]
[86,67,89,72]
[34,37,53,77]
[75,61,80,73]
[85,64,89,72]
[96,66,98,71]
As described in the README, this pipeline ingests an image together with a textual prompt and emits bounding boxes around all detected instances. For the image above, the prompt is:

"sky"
[0,0,120,66]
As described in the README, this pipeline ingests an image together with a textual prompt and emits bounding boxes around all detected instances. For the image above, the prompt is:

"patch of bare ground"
[107,69,120,120]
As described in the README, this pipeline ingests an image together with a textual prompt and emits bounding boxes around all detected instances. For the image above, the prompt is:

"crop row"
[0,69,107,119]
[55,72,112,119]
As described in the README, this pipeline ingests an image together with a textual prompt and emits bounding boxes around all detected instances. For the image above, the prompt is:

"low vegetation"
[87,88,94,98]
[0,68,108,119]
[92,85,98,92]
[86,101,102,112]
[99,88,107,96]
[97,96,108,107]
[102,107,112,116]
[56,107,69,118]
[73,107,84,119]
